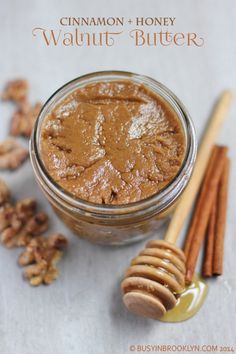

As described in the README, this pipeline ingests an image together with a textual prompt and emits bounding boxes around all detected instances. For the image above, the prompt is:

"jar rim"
[30,70,197,217]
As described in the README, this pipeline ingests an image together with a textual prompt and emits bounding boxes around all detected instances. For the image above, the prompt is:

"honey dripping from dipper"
[159,275,208,323]
[122,240,208,322]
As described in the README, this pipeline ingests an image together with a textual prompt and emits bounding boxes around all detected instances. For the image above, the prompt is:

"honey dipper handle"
[165,90,233,244]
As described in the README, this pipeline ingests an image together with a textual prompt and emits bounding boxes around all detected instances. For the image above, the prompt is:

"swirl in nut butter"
[40,81,185,205]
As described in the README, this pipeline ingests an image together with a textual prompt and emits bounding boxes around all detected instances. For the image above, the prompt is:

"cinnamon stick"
[202,194,217,277]
[183,146,218,259]
[213,157,230,275]
[185,145,228,284]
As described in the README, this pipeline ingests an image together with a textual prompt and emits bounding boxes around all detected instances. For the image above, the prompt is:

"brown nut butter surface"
[40,80,186,205]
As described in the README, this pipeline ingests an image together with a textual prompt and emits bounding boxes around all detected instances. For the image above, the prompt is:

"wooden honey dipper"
[121,91,233,320]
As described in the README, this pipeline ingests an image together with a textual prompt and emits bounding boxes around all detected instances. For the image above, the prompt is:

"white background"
[0,1,236,353]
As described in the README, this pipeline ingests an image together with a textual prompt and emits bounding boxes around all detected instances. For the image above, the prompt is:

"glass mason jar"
[30,71,197,245]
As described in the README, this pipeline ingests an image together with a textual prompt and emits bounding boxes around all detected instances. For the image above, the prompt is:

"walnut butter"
[40,80,185,205]
[30,72,196,244]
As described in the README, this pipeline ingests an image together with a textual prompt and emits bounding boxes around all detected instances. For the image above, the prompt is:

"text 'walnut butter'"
[40,80,186,205]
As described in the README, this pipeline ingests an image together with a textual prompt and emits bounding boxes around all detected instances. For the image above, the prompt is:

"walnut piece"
[0,179,10,206]
[0,179,67,286]
[1,79,42,138]
[0,197,48,248]
[0,138,28,170]
[18,234,67,286]
[1,79,28,105]
[11,102,42,137]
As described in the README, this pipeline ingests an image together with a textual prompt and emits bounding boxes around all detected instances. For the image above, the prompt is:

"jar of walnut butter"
[30,71,197,245]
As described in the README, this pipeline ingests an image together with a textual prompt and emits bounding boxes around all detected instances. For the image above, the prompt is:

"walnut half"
[19,234,67,286]
[1,79,28,106]
[0,196,49,248]
[1,79,43,138]
[0,138,28,170]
